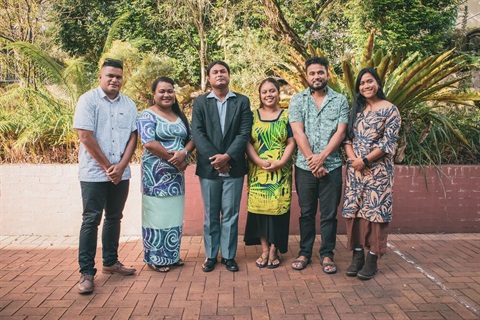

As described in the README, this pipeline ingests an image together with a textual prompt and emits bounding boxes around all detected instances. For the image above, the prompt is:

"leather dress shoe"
[102,261,136,275]
[221,258,239,272]
[78,273,94,294]
[202,258,217,272]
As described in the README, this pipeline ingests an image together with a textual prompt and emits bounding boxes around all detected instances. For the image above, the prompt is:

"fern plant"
[274,33,480,165]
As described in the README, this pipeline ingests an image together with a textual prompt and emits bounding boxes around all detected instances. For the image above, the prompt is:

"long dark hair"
[151,76,190,141]
[258,78,280,108]
[347,68,387,140]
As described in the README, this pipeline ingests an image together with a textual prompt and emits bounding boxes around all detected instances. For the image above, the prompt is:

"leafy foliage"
[345,0,460,56]
[275,33,480,165]
[1,0,478,165]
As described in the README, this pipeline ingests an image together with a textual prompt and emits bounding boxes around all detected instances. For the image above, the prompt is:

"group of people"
[73,57,401,294]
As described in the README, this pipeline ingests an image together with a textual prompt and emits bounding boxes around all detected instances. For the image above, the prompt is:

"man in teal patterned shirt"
[288,57,349,273]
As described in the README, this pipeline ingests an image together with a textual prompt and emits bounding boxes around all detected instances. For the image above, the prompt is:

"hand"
[168,150,187,167]
[348,157,371,174]
[312,166,328,178]
[175,160,188,172]
[209,154,231,170]
[106,164,125,185]
[256,159,270,168]
[262,160,283,172]
[216,163,231,174]
[306,154,325,173]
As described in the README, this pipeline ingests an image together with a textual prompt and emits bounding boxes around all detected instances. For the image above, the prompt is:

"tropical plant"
[0,42,82,163]
[273,33,480,165]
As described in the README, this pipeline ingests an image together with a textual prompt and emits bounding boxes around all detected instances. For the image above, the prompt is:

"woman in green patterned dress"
[244,78,296,269]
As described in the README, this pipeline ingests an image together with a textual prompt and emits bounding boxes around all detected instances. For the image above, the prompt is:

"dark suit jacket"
[192,92,253,179]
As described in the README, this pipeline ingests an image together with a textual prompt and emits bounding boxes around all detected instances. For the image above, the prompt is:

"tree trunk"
[259,0,307,58]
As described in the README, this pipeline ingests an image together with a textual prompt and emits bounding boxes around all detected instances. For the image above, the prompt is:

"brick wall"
[0,164,478,236]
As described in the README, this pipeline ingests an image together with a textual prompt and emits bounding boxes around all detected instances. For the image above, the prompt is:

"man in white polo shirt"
[73,58,138,294]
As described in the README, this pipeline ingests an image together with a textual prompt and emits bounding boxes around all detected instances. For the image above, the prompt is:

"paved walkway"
[0,234,479,320]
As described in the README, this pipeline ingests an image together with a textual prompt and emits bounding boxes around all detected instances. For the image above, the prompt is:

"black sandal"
[291,256,311,270]
[320,257,337,274]
[147,263,170,273]
[172,259,184,266]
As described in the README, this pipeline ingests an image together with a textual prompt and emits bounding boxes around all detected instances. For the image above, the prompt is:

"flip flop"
[147,263,170,273]
[267,255,281,269]
[321,257,337,274]
[255,253,268,268]
[291,257,311,270]
[173,259,185,266]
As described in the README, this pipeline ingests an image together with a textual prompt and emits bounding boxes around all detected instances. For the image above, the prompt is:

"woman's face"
[153,81,175,109]
[260,81,280,108]
[359,72,379,99]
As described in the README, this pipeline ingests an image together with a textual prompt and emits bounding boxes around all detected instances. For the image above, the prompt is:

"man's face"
[99,66,123,99]
[207,64,230,90]
[306,63,329,91]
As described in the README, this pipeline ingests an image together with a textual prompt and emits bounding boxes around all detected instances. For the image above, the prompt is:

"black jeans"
[295,166,342,260]
[79,180,129,275]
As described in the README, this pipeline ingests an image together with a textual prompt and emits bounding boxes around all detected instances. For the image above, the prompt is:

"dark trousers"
[295,166,342,260]
[79,180,129,275]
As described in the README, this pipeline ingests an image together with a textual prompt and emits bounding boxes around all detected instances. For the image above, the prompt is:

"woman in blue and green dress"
[244,78,296,269]
[137,77,195,273]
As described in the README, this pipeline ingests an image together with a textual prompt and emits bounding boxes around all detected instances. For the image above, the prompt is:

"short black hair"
[102,58,123,70]
[305,57,329,71]
[207,60,230,76]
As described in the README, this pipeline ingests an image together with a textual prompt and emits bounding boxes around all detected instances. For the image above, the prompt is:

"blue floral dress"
[342,105,401,223]
[137,109,190,266]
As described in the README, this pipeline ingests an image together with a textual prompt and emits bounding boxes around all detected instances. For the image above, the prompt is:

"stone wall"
[0,164,478,236]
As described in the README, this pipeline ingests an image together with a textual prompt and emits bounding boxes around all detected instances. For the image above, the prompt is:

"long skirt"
[142,194,184,266]
[243,211,290,254]
[345,217,389,258]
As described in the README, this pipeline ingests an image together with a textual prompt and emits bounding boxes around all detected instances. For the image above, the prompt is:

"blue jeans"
[199,176,244,260]
[295,166,342,260]
[78,180,129,275]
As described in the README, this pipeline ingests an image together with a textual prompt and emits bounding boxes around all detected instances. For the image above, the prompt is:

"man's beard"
[308,81,327,92]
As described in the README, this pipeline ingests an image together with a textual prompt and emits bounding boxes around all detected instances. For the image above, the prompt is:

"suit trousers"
[200,176,244,260]
[78,180,129,275]
[295,166,342,260]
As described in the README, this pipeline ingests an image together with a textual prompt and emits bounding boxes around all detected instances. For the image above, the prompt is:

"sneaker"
[78,273,94,294]
[102,261,136,276]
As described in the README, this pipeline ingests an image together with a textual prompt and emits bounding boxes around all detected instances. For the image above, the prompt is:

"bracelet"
[183,149,188,157]
[362,157,370,167]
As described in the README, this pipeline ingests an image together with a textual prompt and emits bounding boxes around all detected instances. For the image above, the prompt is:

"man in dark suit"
[192,61,253,272]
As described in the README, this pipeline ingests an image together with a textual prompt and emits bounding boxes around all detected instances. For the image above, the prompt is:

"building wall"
[0,164,478,236]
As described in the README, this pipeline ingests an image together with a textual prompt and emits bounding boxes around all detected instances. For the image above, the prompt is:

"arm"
[263,137,296,172]
[246,141,269,168]
[107,131,137,184]
[191,97,221,159]
[76,129,112,171]
[169,140,196,172]
[290,121,313,159]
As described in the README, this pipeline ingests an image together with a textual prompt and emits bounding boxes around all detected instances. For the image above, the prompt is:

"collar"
[207,90,236,101]
[97,86,121,102]
[302,85,331,97]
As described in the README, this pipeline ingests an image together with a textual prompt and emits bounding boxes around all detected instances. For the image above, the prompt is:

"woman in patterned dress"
[244,78,296,269]
[137,77,195,272]
[342,68,401,280]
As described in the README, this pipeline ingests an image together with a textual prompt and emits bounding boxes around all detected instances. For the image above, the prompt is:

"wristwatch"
[362,157,370,167]
[184,149,188,157]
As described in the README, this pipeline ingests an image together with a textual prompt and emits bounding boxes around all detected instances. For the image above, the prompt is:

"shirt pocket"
[118,112,132,130]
